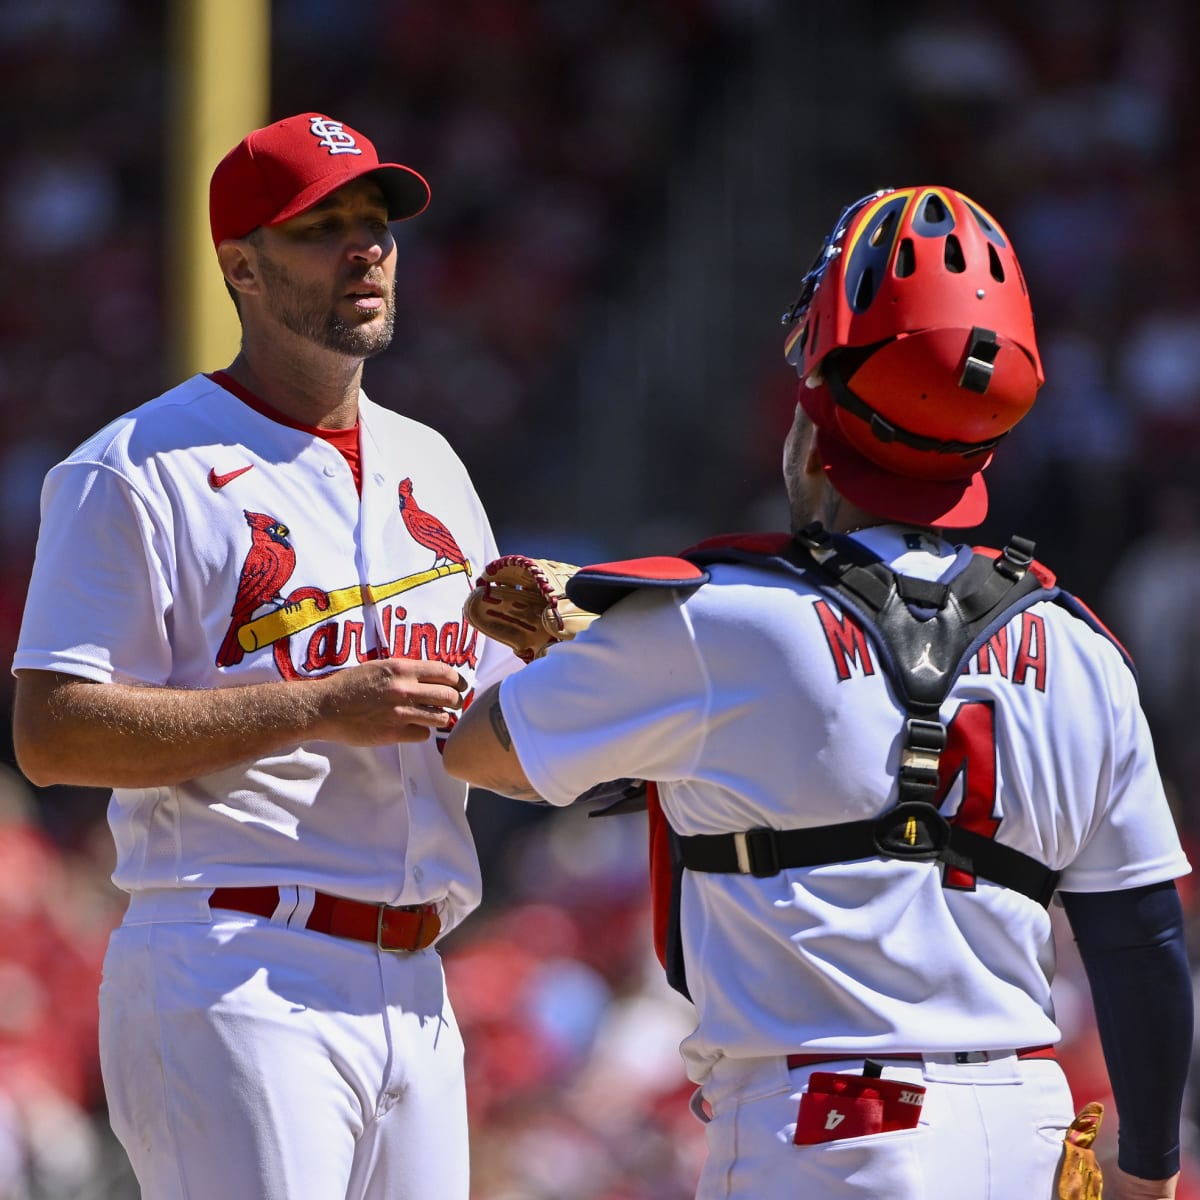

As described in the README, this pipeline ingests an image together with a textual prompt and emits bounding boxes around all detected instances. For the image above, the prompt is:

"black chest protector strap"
[675,523,1062,907]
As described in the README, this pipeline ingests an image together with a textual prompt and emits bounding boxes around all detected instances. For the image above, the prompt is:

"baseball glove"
[1055,1101,1104,1200]
[463,555,597,663]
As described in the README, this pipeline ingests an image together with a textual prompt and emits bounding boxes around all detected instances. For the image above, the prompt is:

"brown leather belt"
[208,886,441,952]
[787,1044,1056,1070]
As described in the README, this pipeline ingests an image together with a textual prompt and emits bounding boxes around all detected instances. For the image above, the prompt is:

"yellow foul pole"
[166,0,270,383]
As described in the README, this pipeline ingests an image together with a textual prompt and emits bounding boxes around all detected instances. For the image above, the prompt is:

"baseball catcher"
[446,186,1191,1200]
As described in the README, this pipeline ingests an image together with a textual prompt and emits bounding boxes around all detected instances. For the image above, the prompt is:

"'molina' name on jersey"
[814,600,1047,692]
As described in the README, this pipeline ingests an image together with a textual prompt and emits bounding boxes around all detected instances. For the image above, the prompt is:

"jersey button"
[322,464,337,477]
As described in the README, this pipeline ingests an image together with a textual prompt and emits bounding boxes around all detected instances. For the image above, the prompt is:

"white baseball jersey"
[497,525,1190,1084]
[14,371,516,933]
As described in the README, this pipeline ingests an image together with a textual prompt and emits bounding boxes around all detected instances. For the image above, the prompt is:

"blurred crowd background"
[3,1,1200,1196]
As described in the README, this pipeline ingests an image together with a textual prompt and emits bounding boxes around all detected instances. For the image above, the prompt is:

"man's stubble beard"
[259,254,395,360]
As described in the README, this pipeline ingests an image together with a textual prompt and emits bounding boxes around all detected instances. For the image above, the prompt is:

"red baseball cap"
[800,380,990,528]
[209,112,431,248]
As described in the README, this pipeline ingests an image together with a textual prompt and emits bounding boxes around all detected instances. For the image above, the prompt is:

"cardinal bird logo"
[216,510,298,667]
[397,478,467,568]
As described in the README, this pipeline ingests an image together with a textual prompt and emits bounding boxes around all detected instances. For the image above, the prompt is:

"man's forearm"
[13,671,327,788]
[13,660,467,789]
[442,682,544,800]
[1062,883,1192,1181]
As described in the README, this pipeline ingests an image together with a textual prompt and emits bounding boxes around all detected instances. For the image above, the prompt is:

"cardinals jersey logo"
[398,478,468,568]
[216,511,296,667]
[214,494,476,679]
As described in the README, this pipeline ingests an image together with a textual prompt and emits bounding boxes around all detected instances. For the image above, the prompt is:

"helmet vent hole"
[944,235,966,273]
[808,313,820,351]
[895,238,915,277]
[871,211,898,247]
[968,203,999,238]
[922,195,949,225]
[988,244,1005,282]
[852,268,876,310]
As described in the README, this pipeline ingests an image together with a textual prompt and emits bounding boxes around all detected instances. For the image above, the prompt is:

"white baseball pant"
[97,889,468,1200]
[694,1049,1077,1199]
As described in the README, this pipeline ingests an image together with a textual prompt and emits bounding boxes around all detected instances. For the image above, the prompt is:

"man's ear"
[216,239,259,298]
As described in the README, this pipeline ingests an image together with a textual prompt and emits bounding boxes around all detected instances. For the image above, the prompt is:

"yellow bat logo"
[238,561,471,653]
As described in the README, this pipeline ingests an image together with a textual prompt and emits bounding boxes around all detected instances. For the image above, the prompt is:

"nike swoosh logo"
[208,464,254,490]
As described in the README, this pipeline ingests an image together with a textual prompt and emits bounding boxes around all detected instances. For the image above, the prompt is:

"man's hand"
[1096,1132,1179,1200]
[1107,1166,1178,1200]
[310,658,468,745]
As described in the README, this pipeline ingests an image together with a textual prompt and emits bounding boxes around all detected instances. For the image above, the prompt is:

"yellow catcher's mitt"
[1056,1101,1104,1200]
[463,556,597,663]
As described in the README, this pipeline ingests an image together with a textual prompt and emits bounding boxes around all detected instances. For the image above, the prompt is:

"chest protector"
[569,523,1132,1000]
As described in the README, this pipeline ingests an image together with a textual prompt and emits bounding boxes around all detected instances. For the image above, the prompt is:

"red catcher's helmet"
[781,186,1044,526]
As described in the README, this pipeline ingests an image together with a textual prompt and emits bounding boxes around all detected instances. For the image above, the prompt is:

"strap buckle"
[995,536,1036,582]
[796,522,837,564]
[897,718,946,802]
[873,801,950,860]
[959,327,999,394]
[732,828,781,877]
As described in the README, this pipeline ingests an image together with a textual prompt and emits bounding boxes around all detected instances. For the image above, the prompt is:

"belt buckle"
[376,903,436,953]
[954,1050,989,1064]
[376,903,410,953]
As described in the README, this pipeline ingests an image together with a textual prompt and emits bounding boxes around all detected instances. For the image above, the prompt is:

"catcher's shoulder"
[567,555,708,614]
[568,532,789,614]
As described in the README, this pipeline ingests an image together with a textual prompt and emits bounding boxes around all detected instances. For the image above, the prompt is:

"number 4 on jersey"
[939,699,1000,891]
